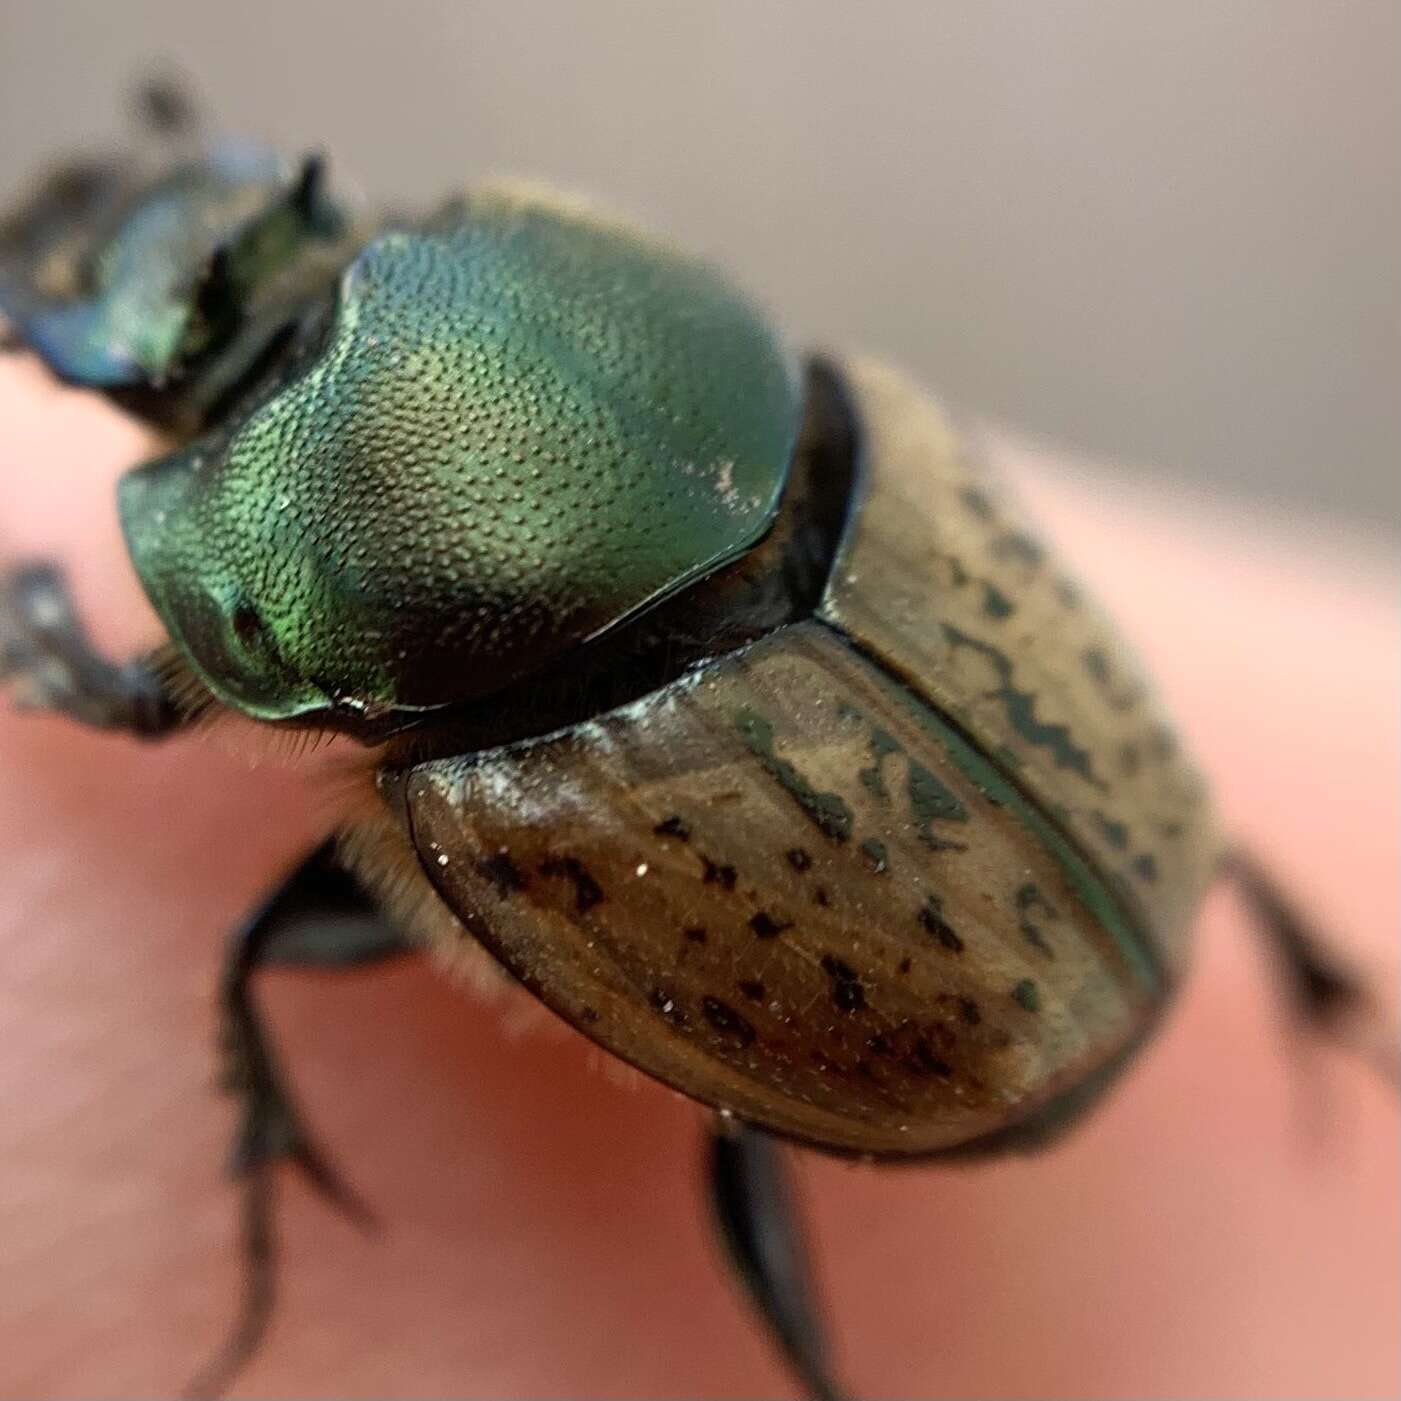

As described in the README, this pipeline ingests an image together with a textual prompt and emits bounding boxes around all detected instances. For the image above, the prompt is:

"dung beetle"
[1,86,1394,1401]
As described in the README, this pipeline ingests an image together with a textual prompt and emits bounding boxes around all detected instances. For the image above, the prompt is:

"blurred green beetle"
[1,85,1393,1401]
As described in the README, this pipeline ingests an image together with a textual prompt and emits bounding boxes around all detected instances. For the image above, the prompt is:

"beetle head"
[0,143,343,399]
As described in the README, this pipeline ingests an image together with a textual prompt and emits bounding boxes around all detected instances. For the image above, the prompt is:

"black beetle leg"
[1223,845,1399,1090]
[185,839,418,1400]
[0,562,182,735]
[706,1119,850,1401]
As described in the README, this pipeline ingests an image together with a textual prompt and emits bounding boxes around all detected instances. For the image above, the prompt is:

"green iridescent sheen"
[120,186,801,732]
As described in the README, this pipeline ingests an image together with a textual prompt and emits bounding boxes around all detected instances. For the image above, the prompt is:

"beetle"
[1,87,1394,1401]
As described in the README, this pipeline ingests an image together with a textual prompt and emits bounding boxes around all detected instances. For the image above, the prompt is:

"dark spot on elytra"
[897,956,913,974]
[1083,647,1111,685]
[860,838,889,874]
[1055,577,1082,609]
[702,996,756,1047]
[683,926,708,944]
[1082,646,1143,712]
[919,895,964,952]
[960,485,995,520]
[1149,724,1179,761]
[941,625,1106,789]
[813,886,832,907]
[701,856,738,891]
[911,1040,953,1077]
[981,582,1015,619]
[539,856,604,914]
[735,708,854,843]
[738,979,767,1002]
[908,760,970,849]
[786,847,813,872]
[476,852,526,898]
[749,910,792,940]
[1015,882,1058,957]
[947,555,970,587]
[649,987,687,1024]
[1093,810,1130,850]
[856,724,968,848]
[820,954,867,1013]
[1159,820,1185,840]
[1012,979,1041,1013]
[991,530,1045,568]
[933,992,982,1027]
[580,1005,600,1024]
[1133,852,1160,883]
[652,815,691,841]
[872,1021,962,1080]
[859,727,902,800]
[1119,741,1142,777]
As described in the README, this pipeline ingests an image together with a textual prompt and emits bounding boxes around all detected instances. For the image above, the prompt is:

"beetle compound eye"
[230,600,267,651]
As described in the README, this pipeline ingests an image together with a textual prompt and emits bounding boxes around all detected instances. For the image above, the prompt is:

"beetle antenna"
[291,154,326,213]
[193,245,239,330]
[132,72,202,140]
[1223,845,1399,1092]
[289,151,344,238]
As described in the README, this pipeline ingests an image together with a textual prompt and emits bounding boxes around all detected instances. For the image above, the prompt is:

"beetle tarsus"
[180,1166,276,1401]
[707,1120,850,1401]
[0,561,182,735]
[1224,845,1399,1091]
[195,840,416,1394]
[222,1021,376,1229]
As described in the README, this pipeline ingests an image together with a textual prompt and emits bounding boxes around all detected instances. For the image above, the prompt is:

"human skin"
[0,353,1396,1399]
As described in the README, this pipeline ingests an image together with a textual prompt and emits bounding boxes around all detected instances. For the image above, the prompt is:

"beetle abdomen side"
[821,362,1222,972]
[390,622,1160,1157]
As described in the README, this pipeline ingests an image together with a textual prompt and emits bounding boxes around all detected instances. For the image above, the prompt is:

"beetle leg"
[0,562,182,735]
[1223,846,1399,1090]
[707,1120,849,1401]
[187,839,418,1400]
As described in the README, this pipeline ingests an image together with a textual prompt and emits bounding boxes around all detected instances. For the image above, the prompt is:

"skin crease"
[0,353,1396,1399]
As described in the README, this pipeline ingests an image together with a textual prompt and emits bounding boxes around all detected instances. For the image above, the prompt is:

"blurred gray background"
[2,1,1396,533]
